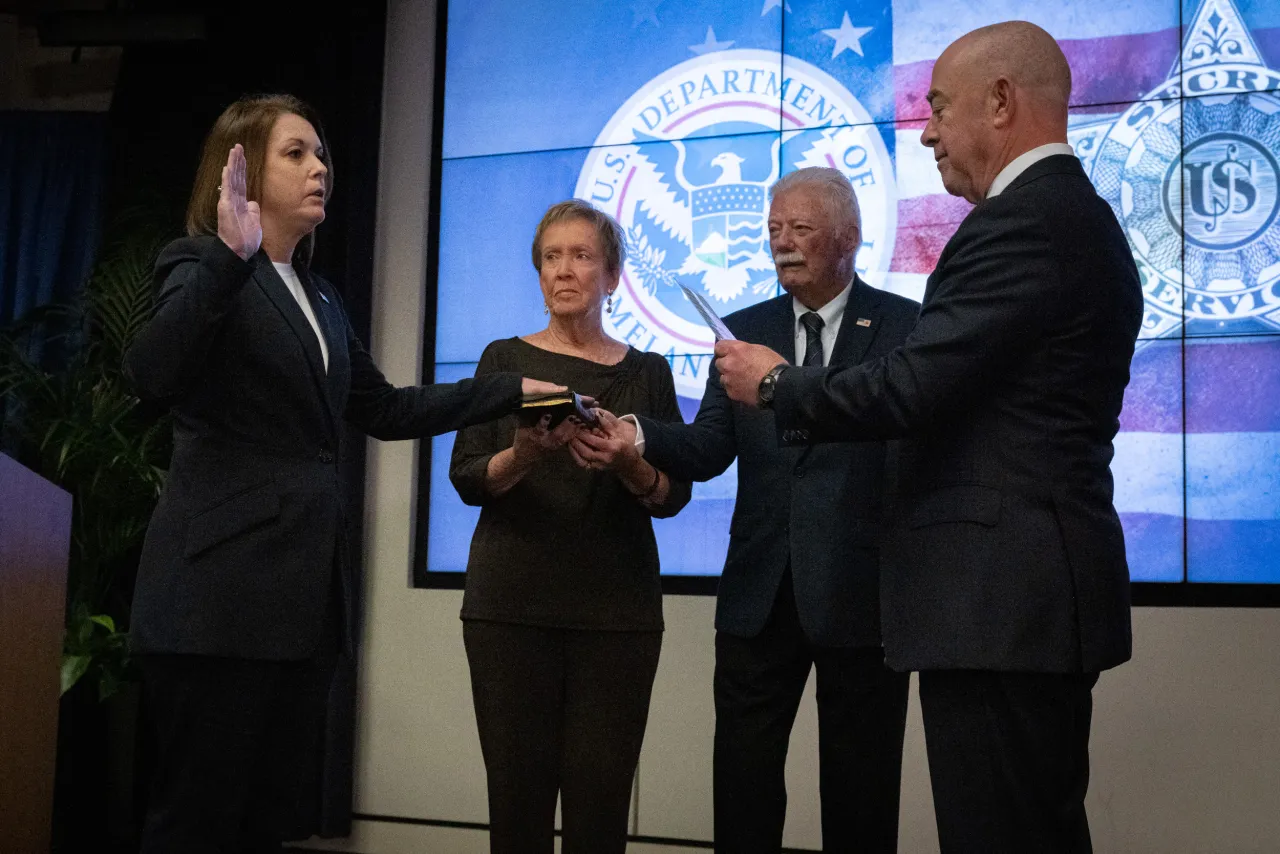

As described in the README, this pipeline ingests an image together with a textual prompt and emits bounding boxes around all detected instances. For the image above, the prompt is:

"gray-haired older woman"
[449,200,691,853]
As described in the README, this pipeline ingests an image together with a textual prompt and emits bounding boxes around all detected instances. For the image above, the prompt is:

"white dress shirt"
[986,142,1076,199]
[273,261,330,373]
[793,279,852,368]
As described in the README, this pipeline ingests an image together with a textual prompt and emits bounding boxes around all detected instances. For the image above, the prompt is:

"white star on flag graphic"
[689,26,735,55]
[822,12,873,58]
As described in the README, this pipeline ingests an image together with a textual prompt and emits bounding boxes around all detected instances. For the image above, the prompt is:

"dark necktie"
[800,311,825,368]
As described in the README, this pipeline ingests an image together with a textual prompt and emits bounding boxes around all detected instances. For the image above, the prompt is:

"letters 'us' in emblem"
[1072,0,1280,341]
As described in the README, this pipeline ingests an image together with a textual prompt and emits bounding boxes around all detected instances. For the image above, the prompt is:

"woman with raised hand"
[123,94,561,853]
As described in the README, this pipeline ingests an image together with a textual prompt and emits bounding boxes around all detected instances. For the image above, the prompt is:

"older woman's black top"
[450,338,691,632]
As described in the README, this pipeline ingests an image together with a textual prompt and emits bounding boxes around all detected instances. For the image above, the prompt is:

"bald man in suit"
[715,23,1142,853]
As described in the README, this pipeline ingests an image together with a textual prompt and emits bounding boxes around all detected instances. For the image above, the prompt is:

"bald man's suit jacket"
[772,155,1143,674]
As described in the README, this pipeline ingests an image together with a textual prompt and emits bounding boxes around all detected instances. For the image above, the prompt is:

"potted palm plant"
[0,215,173,851]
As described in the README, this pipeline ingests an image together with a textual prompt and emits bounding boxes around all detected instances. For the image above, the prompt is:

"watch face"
[758,372,776,404]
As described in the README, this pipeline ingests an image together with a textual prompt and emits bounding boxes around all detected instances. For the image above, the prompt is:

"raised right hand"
[218,144,262,260]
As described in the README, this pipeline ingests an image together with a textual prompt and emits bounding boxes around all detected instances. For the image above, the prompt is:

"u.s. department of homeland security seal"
[575,49,896,399]
[1073,0,1280,341]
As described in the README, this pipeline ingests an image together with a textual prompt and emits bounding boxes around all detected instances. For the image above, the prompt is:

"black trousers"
[713,571,910,854]
[918,669,1099,854]
[135,651,337,854]
[137,566,341,854]
[462,620,663,854]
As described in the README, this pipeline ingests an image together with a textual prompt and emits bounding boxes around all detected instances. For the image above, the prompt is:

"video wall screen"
[419,0,1280,587]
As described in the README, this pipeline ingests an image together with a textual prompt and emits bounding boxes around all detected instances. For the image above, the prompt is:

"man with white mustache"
[591,167,921,852]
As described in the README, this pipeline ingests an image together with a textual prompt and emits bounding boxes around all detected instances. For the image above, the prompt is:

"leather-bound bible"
[517,391,598,428]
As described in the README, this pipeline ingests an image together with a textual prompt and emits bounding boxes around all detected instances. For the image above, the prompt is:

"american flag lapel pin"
[318,291,330,304]
[856,317,872,327]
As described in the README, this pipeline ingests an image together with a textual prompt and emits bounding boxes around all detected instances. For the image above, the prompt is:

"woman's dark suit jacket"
[124,235,520,661]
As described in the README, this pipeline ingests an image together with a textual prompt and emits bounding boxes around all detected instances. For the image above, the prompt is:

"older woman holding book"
[449,199,691,853]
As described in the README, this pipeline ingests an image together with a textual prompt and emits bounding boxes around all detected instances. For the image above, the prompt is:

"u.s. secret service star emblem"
[1072,0,1280,341]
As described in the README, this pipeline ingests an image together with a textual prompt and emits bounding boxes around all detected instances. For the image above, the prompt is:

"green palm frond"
[84,229,167,368]
[0,216,176,700]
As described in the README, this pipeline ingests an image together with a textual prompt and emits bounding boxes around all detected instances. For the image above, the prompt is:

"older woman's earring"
[544,304,550,315]
[607,293,614,314]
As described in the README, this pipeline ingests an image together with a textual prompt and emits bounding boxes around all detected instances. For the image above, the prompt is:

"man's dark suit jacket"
[639,278,919,647]
[772,155,1143,673]
[123,236,520,660]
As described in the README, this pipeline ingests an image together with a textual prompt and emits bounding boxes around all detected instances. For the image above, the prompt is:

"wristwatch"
[757,364,788,408]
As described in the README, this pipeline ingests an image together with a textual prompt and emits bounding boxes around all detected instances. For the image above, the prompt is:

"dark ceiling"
[0,1,206,20]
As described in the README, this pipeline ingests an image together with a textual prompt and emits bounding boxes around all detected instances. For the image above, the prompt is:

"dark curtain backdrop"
[0,110,108,341]
[100,0,389,840]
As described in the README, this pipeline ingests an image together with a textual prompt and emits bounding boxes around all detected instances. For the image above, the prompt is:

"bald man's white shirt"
[986,143,1075,199]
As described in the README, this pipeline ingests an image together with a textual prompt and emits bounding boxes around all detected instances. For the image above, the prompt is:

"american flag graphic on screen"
[428,0,1280,582]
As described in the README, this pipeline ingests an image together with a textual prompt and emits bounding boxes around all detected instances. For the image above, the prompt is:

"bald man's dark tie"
[800,311,825,368]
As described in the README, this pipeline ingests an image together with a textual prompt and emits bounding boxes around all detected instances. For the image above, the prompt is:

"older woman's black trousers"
[463,620,663,854]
